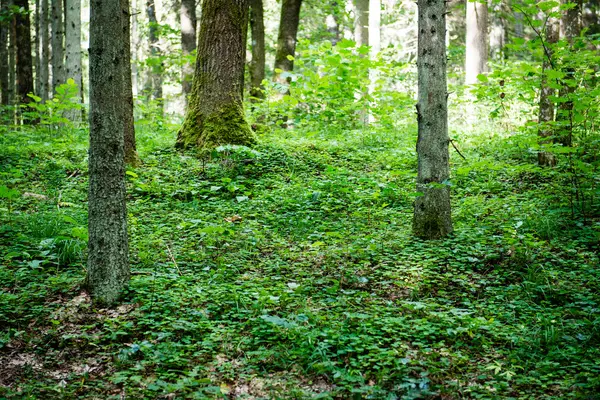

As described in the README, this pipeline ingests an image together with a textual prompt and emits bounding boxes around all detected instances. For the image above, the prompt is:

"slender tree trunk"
[51,0,65,92]
[538,16,559,166]
[413,0,453,239]
[131,0,138,96]
[489,2,505,60]
[37,0,49,101]
[145,0,163,106]
[273,0,302,85]
[326,1,341,45]
[0,0,10,106]
[177,0,255,149]
[8,8,16,106]
[465,0,488,84]
[65,0,82,121]
[353,0,369,47]
[249,0,265,100]
[557,0,581,147]
[87,0,129,305]
[14,0,34,104]
[367,0,380,124]
[180,0,196,104]
[122,0,138,165]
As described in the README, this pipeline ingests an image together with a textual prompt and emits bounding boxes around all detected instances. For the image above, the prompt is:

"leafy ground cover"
[1,119,599,399]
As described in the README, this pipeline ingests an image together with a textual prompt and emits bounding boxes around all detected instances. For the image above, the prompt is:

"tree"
[122,0,138,165]
[87,0,129,305]
[353,0,368,47]
[180,0,196,104]
[413,0,453,239]
[538,16,558,167]
[36,0,49,102]
[0,0,10,106]
[145,0,162,108]
[273,0,302,86]
[51,0,65,92]
[65,0,82,121]
[249,0,265,100]
[14,0,34,104]
[176,0,256,149]
[465,0,488,85]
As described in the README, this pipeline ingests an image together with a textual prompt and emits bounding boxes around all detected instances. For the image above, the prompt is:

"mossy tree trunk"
[413,0,453,239]
[87,0,129,305]
[176,0,255,149]
[249,0,265,101]
[273,0,302,86]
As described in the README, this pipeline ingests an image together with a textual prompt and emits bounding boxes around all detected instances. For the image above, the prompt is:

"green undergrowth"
[1,121,599,399]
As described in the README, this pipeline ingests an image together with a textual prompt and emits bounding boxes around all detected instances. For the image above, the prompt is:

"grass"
[1,114,599,399]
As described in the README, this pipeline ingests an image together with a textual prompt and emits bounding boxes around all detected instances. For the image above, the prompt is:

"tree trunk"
[413,0,453,239]
[273,0,302,86]
[87,0,129,305]
[131,0,139,96]
[557,0,581,147]
[538,16,559,167]
[0,0,10,106]
[489,2,505,60]
[353,0,368,47]
[37,0,49,101]
[122,0,138,165]
[8,7,16,106]
[65,0,82,121]
[180,0,196,104]
[249,0,265,100]
[145,0,162,105]
[51,0,64,92]
[465,0,488,84]
[326,1,341,45]
[177,0,255,149]
[14,0,34,104]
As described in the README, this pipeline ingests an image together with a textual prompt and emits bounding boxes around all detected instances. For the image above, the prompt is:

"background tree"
[145,0,163,109]
[273,0,303,86]
[353,0,369,47]
[51,0,65,92]
[0,0,9,106]
[176,0,255,149]
[65,0,82,121]
[87,0,130,305]
[413,0,453,239]
[249,0,265,100]
[14,0,34,105]
[180,0,196,104]
[122,0,138,165]
[538,16,558,166]
[465,0,488,84]
[36,0,49,101]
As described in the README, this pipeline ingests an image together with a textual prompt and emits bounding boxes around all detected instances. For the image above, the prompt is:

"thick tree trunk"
[177,0,255,149]
[65,0,82,121]
[273,0,302,86]
[465,0,488,84]
[180,0,196,104]
[37,0,49,101]
[353,0,369,47]
[87,0,129,305]
[0,0,10,106]
[122,0,138,165]
[249,0,265,100]
[145,0,163,105]
[557,0,581,147]
[538,16,558,167]
[51,0,64,92]
[413,0,453,239]
[14,0,34,104]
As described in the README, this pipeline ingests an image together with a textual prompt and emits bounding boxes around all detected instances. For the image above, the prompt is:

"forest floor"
[1,120,599,399]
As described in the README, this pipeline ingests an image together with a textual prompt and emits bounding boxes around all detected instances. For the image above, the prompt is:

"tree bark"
[413,0,453,239]
[8,6,16,106]
[122,0,138,165]
[65,0,82,121]
[538,16,558,167]
[177,0,255,149]
[273,0,302,86]
[145,0,163,106]
[14,0,34,104]
[489,2,505,60]
[180,0,196,104]
[87,0,129,305]
[249,0,265,100]
[465,0,488,84]
[353,0,369,47]
[51,0,64,92]
[37,0,49,101]
[0,0,10,106]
